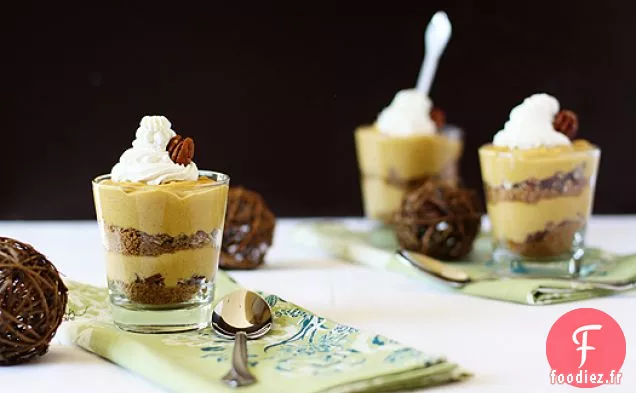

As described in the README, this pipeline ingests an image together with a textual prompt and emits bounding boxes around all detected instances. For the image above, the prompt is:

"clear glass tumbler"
[355,124,464,223]
[479,142,600,274]
[92,170,229,333]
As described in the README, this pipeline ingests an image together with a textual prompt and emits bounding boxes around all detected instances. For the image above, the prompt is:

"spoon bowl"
[425,11,452,55]
[212,290,272,339]
[212,290,273,388]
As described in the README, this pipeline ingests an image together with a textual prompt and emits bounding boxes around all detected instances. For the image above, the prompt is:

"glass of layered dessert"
[479,94,600,273]
[355,89,463,222]
[92,116,229,333]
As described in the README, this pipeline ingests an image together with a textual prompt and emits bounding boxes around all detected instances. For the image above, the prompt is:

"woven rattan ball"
[0,238,68,365]
[220,187,276,269]
[394,181,482,260]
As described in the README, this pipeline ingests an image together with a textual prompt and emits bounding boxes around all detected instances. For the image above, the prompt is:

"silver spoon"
[212,290,273,388]
[415,11,452,96]
[397,250,636,292]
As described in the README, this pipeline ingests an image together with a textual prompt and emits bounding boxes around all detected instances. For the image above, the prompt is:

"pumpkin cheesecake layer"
[355,126,462,179]
[106,248,218,286]
[94,177,228,236]
[487,192,592,244]
[479,140,598,185]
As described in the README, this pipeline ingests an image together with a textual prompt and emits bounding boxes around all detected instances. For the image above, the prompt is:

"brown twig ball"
[393,181,482,260]
[0,238,68,365]
[221,187,276,269]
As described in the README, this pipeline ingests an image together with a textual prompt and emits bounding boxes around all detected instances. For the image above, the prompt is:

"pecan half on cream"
[430,107,446,129]
[167,135,195,165]
[553,110,578,140]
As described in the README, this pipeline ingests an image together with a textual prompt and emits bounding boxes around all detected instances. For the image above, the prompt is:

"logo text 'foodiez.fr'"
[546,308,626,388]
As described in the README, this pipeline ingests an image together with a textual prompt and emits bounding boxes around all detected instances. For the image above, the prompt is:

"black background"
[6,1,635,219]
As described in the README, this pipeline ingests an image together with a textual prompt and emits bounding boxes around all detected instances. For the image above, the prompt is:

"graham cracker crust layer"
[110,274,209,305]
[505,219,584,258]
[104,225,220,256]
[486,165,588,204]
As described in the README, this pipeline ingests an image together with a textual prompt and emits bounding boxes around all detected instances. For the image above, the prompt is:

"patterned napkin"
[293,221,636,305]
[60,272,469,393]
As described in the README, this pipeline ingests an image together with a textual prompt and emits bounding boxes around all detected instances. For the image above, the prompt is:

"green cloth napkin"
[293,221,636,305]
[61,272,469,393]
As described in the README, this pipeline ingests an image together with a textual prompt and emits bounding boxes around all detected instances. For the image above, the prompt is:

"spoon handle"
[566,280,636,292]
[222,331,256,388]
[415,55,439,96]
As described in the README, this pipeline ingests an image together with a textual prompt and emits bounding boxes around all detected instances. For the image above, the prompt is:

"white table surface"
[0,217,635,392]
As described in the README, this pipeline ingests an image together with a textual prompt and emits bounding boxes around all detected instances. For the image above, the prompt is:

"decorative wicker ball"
[393,181,482,260]
[220,187,276,269]
[0,238,68,365]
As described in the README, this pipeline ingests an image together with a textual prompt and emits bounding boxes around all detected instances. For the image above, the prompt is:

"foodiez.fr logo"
[546,308,626,388]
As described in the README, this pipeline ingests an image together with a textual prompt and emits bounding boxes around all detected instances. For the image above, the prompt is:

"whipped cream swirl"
[376,89,437,136]
[111,116,198,185]
[493,93,571,149]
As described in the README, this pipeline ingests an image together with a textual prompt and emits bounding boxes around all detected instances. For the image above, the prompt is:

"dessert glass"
[355,125,463,222]
[92,170,229,333]
[479,141,600,272]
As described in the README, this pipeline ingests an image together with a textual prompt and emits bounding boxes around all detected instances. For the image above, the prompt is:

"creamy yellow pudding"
[95,177,226,236]
[479,140,597,185]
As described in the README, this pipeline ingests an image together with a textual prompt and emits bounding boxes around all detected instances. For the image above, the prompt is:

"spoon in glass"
[415,11,452,96]
[212,290,273,388]
[397,249,636,293]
